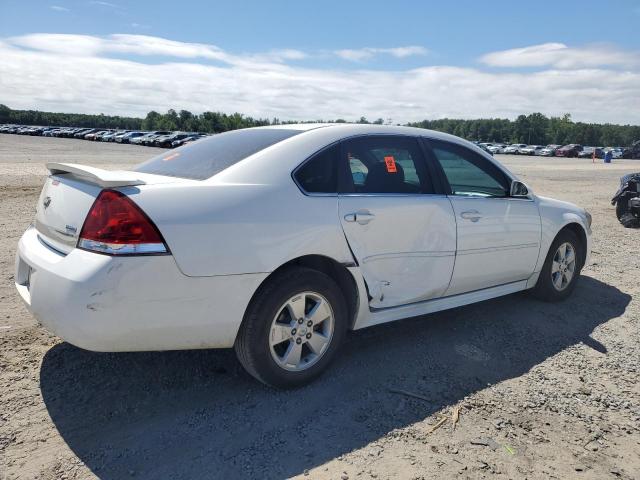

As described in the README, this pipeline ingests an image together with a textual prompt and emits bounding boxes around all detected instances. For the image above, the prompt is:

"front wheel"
[532,230,582,301]
[235,267,348,388]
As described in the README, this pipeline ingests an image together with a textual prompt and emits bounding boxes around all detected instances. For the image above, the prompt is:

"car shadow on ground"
[40,276,630,479]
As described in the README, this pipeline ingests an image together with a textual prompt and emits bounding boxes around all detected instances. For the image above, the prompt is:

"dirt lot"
[0,134,638,480]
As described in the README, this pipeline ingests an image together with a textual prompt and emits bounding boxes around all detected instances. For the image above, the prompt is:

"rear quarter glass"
[135,129,302,180]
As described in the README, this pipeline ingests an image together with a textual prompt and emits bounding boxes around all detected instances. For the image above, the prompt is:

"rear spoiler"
[46,162,146,188]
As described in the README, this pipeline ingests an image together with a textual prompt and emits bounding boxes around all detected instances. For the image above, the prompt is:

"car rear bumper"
[15,226,267,352]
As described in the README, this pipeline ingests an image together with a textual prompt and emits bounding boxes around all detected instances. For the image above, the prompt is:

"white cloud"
[50,5,69,12]
[0,34,639,124]
[335,46,428,62]
[90,1,119,7]
[480,42,640,69]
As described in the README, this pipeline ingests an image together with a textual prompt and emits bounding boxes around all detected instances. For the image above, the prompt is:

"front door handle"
[460,210,482,222]
[344,210,375,225]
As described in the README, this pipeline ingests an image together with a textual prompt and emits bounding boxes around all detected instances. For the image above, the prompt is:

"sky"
[1,0,639,124]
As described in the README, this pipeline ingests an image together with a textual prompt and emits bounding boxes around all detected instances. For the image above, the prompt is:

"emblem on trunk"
[43,196,52,209]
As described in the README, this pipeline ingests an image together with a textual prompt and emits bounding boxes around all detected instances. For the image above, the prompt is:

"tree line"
[408,113,640,147]
[1,104,638,147]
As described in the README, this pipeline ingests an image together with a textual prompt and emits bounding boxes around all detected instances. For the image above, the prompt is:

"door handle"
[344,210,375,225]
[460,210,482,222]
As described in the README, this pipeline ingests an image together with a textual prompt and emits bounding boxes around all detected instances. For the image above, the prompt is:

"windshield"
[135,128,302,180]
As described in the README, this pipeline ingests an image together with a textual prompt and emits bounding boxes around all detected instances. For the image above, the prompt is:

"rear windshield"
[135,128,301,180]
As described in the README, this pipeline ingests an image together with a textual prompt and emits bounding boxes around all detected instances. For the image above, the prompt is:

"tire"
[532,229,583,301]
[620,213,640,228]
[616,199,627,220]
[235,267,348,388]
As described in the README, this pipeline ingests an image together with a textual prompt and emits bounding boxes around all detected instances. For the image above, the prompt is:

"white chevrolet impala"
[15,125,592,387]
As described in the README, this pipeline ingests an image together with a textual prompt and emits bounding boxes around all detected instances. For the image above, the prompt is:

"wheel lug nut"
[307,320,313,327]
[306,333,312,339]
[298,318,304,324]
[296,338,302,344]
[291,328,297,335]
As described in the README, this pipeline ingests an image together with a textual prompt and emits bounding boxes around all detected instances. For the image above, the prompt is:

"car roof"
[254,123,476,143]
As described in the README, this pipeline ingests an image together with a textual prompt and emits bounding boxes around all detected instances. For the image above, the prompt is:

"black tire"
[532,229,583,301]
[616,199,627,220]
[620,213,640,228]
[235,267,348,388]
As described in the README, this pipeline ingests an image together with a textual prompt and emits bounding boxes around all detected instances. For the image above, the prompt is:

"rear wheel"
[532,230,582,301]
[235,267,348,388]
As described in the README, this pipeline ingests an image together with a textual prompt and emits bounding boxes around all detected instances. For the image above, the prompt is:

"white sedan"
[15,124,592,387]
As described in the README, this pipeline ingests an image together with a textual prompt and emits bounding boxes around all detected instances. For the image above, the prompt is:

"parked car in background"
[578,147,604,159]
[502,144,527,154]
[130,131,171,146]
[621,141,640,159]
[608,147,624,159]
[478,144,494,156]
[117,131,145,143]
[143,131,172,146]
[518,145,544,155]
[85,130,108,141]
[73,128,95,139]
[42,128,61,137]
[539,145,561,156]
[171,134,206,148]
[99,130,123,142]
[15,124,592,388]
[487,144,505,154]
[153,132,197,148]
[129,132,155,145]
[555,144,583,157]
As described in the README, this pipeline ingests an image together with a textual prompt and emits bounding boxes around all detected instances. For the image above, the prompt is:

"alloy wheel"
[269,292,334,371]
[551,242,576,291]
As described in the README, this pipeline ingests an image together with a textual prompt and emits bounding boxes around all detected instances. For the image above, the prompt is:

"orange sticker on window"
[384,156,397,173]
[162,152,181,162]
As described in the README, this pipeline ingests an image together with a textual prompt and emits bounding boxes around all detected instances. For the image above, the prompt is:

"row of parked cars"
[0,124,207,148]
[475,142,628,159]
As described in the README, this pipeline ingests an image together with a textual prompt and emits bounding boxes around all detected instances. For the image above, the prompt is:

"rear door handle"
[344,210,375,225]
[460,210,482,222]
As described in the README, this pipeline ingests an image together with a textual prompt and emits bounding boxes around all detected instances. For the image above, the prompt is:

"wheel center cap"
[298,326,308,336]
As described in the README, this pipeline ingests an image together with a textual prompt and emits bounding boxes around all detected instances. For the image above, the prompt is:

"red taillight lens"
[78,189,168,255]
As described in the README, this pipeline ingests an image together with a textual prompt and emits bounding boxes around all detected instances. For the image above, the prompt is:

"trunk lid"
[35,163,182,254]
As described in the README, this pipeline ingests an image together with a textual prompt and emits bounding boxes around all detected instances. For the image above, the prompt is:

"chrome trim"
[338,193,449,198]
[35,218,77,247]
[37,235,67,256]
[447,195,535,202]
[78,239,168,256]
[362,251,455,263]
[457,243,539,255]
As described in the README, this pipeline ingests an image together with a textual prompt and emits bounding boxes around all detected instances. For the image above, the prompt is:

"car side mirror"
[510,180,530,198]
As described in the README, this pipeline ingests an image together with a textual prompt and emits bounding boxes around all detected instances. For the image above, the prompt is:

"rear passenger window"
[294,144,338,193]
[341,136,432,194]
[429,140,509,197]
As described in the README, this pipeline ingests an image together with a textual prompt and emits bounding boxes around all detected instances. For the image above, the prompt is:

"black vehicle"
[578,147,604,159]
[621,141,640,159]
[555,144,583,158]
[611,172,640,228]
[171,134,205,148]
[155,132,197,148]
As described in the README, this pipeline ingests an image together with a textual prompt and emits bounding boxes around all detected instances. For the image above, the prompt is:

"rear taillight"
[78,189,169,255]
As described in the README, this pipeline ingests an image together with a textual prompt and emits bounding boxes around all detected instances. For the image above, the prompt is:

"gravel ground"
[0,134,638,480]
